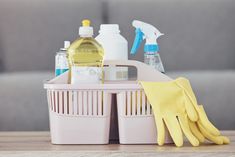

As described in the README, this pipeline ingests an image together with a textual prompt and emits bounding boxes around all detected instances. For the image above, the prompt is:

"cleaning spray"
[67,19,104,84]
[55,41,70,76]
[130,20,165,73]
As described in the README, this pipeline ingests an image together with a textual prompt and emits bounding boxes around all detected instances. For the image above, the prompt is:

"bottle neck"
[80,35,93,38]
[145,51,158,55]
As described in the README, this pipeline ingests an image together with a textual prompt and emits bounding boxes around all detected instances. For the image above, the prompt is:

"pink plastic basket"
[44,60,172,144]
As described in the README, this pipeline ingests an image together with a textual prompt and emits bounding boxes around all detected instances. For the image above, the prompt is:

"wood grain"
[0,131,234,156]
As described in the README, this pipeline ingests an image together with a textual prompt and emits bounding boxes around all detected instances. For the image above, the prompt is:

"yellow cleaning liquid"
[67,20,104,84]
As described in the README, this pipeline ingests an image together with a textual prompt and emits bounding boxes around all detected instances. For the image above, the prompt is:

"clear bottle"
[55,41,70,76]
[144,51,165,73]
[67,20,104,84]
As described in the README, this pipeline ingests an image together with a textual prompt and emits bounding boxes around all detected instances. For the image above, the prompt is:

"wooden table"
[0,131,234,157]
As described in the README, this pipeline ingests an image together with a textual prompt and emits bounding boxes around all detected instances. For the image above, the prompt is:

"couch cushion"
[107,0,235,71]
[0,70,234,131]
[0,0,103,72]
[168,70,235,129]
[0,71,53,131]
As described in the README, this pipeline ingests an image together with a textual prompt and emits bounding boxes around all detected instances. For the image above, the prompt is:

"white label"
[104,67,128,81]
[71,66,102,84]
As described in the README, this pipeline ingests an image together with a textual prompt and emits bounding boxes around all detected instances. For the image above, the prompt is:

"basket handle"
[104,60,172,82]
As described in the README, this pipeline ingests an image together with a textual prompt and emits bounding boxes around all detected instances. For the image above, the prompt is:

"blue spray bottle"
[130,20,165,73]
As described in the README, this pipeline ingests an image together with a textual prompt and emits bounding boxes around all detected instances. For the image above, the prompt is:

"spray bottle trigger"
[130,28,144,55]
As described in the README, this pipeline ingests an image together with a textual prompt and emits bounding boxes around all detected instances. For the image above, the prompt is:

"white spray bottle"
[130,20,165,73]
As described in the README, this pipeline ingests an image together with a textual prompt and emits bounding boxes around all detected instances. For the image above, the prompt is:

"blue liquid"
[55,68,69,76]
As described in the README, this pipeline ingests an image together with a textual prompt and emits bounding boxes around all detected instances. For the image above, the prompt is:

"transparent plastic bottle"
[144,52,165,73]
[67,20,104,84]
[55,41,70,76]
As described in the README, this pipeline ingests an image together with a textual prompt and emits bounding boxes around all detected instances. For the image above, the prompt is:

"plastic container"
[44,60,172,144]
[67,20,104,84]
[45,74,111,144]
[96,24,128,81]
[55,41,70,76]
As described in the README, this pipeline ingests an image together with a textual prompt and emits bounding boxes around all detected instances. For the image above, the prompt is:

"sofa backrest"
[0,0,235,72]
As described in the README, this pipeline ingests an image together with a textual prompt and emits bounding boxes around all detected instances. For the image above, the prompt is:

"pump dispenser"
[130,20,165,73]
[67,19,104,84]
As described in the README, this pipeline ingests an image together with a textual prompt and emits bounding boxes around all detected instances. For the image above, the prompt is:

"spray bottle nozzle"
[130,28,144,55]
[130,20,163,55]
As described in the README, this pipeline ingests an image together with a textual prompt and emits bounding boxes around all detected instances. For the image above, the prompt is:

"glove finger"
[184,95,198,122]
[221,136,230,144]
[198,121,223,145]
[175,78,198,121]
[198,105,220,136]
[154,116,165,146]
[178,115,199,146]
[188,119,205,143]
[164,115,183,147]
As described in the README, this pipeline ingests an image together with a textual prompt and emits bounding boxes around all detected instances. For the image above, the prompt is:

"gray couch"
[0,0,235,131]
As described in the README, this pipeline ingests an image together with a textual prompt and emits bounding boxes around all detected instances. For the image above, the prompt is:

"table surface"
[0,131,234,157]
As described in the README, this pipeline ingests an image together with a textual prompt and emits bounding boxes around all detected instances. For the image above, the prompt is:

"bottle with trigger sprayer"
[130,20,165,73]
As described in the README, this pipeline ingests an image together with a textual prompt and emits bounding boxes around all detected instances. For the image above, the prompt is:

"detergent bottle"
[96,24,128,80]
[67,19,104,84]
[55,41,70,76]
[130,20,165,73]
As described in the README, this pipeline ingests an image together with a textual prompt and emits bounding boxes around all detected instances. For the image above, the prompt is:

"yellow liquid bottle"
[67,20,104,84]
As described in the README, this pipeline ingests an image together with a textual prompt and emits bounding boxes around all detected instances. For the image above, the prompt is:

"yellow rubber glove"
[175,78,230,144]
[140,77,230,147]
[188,106,230,145]
[140,79,200,147]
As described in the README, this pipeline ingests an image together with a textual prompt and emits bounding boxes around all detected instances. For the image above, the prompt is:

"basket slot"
[98,91,103,116]
[93,91,98,116]
[83,91,88,115]
[137,90,141,115]
[88,91,93,116]
[68,91,73,115]
[51,91,55,112]
[146,100,151,115]
[103,92,110,116]
[78,91,83,115]
[47,90,52,111]
[131,91,136,115]
[63,91,68,114]
[127,91,131,116]
[141,90,146,115]
[55,91,59,113]
[59,91,63,114]
[73,91,78,115]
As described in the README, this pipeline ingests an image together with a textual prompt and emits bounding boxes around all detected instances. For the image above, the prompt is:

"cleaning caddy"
[44,19,229,146]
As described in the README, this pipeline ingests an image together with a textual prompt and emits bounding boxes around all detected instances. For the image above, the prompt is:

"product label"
[104,67,128,81]
[71,66,102,84]
[55,68,69,76]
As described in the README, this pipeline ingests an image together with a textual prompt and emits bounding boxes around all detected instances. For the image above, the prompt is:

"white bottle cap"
[64,41,70,49]
[99,24,120,34]
[60,41,70,51]
[79,19,93,37]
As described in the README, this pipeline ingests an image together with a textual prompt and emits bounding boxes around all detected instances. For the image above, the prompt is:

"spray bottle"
[130,20,165,73]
